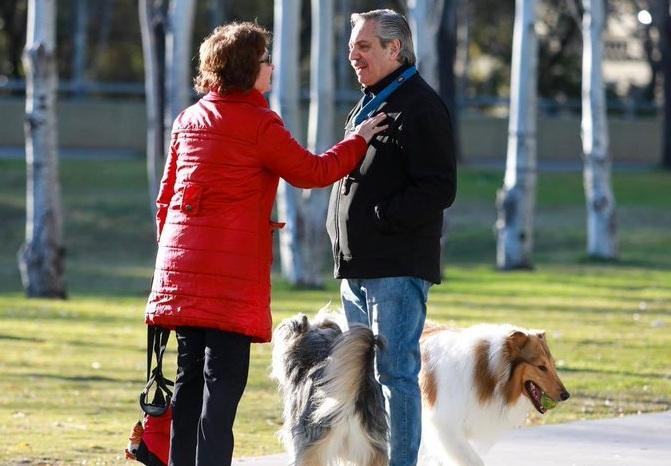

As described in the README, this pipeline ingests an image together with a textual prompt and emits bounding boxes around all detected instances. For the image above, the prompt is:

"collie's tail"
[311,324,384,424]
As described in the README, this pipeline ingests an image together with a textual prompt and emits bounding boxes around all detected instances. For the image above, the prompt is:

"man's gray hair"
[351,9,416,66]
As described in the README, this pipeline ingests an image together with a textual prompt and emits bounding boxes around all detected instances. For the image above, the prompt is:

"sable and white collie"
[272,314,570,466]
[271,312,388,466]
[418,322,570,466]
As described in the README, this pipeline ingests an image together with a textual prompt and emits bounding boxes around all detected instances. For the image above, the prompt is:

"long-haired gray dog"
[271,312,389,466]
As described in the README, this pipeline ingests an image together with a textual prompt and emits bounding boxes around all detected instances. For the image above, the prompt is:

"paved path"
[233,410,671,465]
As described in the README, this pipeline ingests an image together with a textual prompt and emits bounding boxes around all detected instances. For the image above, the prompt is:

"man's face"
[348,20,401,87]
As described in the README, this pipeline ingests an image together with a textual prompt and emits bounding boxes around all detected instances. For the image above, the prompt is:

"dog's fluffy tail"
[311,324,383,425]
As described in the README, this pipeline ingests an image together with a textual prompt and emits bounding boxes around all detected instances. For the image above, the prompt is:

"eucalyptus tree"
[496,0,538,269]
[337,0,352,95]
[581,0,617,258]
[139,0,167,211]
[663,0,671,169]
[71,0,88,96]
[165,0,196,150]
[301,0,335,287]
[0,0,27,80]
[654,0,671,169]
[407,0,441,90]
[437,0,461,270]
[19,0,66,298]
[208,0,227,30]
[139,0,196,212]
[270,0,304,285]
[93,0,116,73]
[409,0,460,272]
[438,0,460,136]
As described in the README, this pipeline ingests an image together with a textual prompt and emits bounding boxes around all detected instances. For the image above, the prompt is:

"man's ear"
[386,38,401,61]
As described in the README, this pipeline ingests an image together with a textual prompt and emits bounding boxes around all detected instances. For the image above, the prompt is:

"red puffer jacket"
[145,90,367,342]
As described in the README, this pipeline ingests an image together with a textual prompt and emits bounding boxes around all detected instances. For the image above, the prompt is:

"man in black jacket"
[326,9,456,466]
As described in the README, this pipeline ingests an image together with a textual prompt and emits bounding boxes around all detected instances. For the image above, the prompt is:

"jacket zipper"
[333,178,343,268]
[335,114,359,269]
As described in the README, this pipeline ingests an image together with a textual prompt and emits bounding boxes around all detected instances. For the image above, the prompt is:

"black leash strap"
[140,326,174,416]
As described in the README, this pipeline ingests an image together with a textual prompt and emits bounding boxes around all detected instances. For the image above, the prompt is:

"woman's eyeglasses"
[260,55,272,65]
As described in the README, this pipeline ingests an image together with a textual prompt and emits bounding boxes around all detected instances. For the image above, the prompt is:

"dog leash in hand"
[353,65,417,126]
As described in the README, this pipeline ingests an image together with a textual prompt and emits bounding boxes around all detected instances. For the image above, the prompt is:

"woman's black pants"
[169,327,251,466]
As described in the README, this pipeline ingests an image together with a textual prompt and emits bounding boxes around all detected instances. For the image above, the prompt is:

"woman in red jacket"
[144,22,386,466]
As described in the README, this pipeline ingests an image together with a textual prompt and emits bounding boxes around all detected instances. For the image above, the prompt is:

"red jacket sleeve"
[256,112,367,188]
[155,140,178,242]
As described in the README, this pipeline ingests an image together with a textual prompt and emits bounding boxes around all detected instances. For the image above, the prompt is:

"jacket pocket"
[180,183,203,215]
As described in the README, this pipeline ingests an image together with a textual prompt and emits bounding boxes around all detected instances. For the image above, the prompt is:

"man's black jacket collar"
[363,63,413,96]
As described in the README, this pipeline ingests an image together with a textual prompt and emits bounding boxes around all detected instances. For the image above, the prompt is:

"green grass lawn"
[0,158,670,464]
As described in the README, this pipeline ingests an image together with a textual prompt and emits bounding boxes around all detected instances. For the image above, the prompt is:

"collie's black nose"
[560,390,571,401]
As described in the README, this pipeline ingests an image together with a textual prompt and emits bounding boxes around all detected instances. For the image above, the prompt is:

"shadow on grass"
[581,258,671,271]
[571,339,671,350]
[441,299,670,316]
[0,334,45,343]
[569,393,671,408]
[2,311,132,325]
[62,339,145,352]
[439,265,670,290]
[445,219,671,270]
[561,366,671,380]
[22,373,130,383]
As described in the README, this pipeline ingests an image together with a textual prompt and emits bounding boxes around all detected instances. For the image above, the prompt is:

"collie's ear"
[287,314,310,335]
[299,314,309,332]
[507,330,529,354]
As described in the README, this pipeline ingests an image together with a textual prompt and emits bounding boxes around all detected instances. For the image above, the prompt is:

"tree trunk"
[408,0,442,91]
[71,0,88,97]
[271,0,304,285]
[455,0,470,108]
[294,0,335,288]
[438,0,459,152]
[165,0,196,149]
[19,0,66,298]
[437,0,460,273]
[0,0,25,80]
[140,0,194,213]
[208,0,227,30]
[496,0,538,270]
[139,0,167,212]
[336,0,352,96]
[94,0,116,74]
[656,0,671,169]
[581,0,617,258]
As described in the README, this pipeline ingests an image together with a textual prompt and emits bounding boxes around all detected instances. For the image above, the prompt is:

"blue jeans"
[341,277,431,466]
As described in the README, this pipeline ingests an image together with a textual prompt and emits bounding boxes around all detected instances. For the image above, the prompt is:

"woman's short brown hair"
[194,22,270,94]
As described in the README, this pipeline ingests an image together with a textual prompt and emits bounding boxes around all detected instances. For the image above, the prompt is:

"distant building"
[603,3,651,97]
